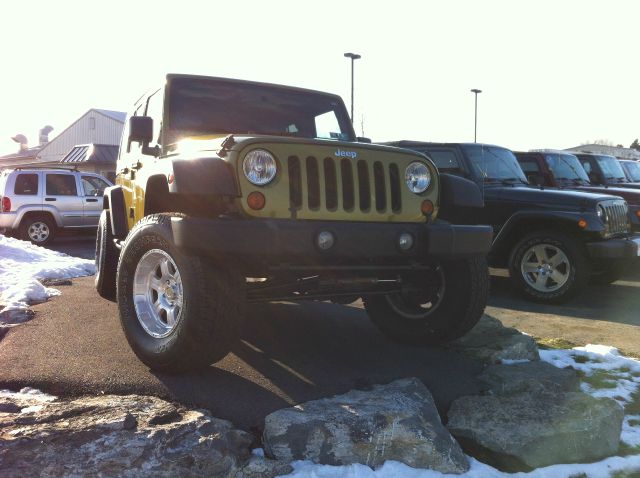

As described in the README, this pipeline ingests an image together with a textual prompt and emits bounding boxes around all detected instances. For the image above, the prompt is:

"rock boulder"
[0,391,254,477]
[447,391,624,470]
[263,377,469,473]
[479,361,581,395]
[447,315,539,363]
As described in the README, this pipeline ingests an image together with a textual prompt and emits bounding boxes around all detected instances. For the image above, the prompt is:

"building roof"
[94,109,127,123]
[565,144,640,161]
[60,144,119,164]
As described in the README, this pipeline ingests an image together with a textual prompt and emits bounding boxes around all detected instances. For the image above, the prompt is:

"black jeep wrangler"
[95,75,492,372]
[385,141,640,302]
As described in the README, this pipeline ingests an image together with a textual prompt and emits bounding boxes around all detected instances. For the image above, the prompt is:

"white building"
[0,109,126,174]
[565,144,640,161]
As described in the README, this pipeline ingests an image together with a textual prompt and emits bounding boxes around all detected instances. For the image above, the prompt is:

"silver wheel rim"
[385,265,446,320]
[520,243,571,292]
[133,249,184,338]
[28,221,50,242]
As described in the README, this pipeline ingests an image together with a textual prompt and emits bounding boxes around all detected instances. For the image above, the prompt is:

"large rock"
[479,361,581,395]
[448,315,539,363]
[263,377,469,474]
[0,391,254,477]
[447,391,624,471]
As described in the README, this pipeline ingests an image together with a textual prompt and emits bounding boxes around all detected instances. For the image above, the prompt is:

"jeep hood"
[575,185,640,205]
[172,134,428,160]
[485,185,623,207]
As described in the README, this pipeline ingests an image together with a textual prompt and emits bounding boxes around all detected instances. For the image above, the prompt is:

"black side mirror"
[129,116,153,144]
[127,116,159,156]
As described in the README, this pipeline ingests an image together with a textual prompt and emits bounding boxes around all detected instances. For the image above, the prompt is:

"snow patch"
[0,387,57,402]
[0,234,95,319]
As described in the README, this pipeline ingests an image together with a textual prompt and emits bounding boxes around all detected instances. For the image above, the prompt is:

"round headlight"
[243,149,277,186]
[405,162,431,194]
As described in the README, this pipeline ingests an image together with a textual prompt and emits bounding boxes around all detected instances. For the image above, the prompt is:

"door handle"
[85,198,99,202]
[45,198,57,201]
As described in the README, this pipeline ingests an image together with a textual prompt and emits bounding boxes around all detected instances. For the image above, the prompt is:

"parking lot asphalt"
[1,236,639,430]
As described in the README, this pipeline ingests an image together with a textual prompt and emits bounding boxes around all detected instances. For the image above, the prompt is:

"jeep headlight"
[597,205,606,221]
[405,162,431,194]
[243,149,277,186]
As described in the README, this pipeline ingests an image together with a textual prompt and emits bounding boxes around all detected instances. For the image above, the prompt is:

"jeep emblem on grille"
[335,149,357,159]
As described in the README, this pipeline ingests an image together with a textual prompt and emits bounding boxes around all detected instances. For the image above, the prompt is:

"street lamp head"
[471,88,482,94]
[344,52,362,60]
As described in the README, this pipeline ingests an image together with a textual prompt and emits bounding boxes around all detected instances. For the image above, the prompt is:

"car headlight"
[243,149,277,186]
[405,162,431,194]
[597,205,606,221]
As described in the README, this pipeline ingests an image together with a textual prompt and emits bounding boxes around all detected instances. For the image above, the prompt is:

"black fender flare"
[492,210,600,251]
[103,186,129,239]
[169,157,240,196]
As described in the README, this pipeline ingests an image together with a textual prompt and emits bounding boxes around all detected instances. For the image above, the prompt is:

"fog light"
[317,231,335,250]
[399,233,414,251]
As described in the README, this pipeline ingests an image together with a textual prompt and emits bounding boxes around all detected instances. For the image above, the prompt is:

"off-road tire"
[116,213,243,373]
[590,261,628,285]
[95,210,119,301]
[509,230,590,303]
[363,257,489,345]
[20,214,55,246]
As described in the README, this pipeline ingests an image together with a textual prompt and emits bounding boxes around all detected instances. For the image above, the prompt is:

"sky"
[1,0,639,156]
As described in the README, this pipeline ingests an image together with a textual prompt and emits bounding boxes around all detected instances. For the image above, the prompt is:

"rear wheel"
[509,230,590,303]
[20,214,55,245]
[95,210,119,301]
[363,257,489,345]
[116,213,243,373]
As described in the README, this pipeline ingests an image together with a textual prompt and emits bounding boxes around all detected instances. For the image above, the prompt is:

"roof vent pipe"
[11,134,28,153]
[39,125,53,146]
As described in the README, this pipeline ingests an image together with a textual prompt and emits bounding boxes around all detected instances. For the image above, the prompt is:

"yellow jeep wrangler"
[95,74,492,372]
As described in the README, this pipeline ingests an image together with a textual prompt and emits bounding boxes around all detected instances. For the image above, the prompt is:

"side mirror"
[127,116,159,157]
[129,116,153,144]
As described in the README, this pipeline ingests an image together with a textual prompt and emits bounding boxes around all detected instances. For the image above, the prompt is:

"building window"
[89,117,96,130]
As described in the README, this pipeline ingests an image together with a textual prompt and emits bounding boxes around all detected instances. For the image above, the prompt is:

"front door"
[44,173,84,227]
[81,175,111,226]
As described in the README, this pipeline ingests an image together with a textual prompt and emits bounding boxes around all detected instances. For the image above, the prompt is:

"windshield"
[623,161,640,182]
[544,153,590,182]
[166,77,354,142]
[461,144,528,183]
[595,155,628,181]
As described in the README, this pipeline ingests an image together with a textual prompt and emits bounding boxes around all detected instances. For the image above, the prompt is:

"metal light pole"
[344,52,361,124]
[471,89,482,142]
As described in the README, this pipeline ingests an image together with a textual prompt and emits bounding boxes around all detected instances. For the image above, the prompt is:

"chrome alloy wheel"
[385,265,446,320]
[520,244,570,292]
[28,221,50,243]
[133,249,183,338]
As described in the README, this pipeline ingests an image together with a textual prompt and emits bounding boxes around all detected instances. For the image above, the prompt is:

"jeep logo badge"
[335,149,357,159]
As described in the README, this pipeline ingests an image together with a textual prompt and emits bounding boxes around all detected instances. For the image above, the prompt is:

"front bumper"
[587,235,640,259]
[169,217,492,270]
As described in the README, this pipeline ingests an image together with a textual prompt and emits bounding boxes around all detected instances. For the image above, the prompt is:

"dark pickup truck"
[515,150,640,232]
[385,141,640,303]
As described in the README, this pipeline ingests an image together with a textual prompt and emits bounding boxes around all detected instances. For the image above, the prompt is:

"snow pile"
[0,234,95,315]
[281,345,640,478]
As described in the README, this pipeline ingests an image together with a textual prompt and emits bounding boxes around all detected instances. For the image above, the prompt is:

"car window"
[518,159,541,173]
[581,160,592,174]
[14,173,39,195]
[46,174,77,196]
[623,161,640,182]
[81,176,109,196]
[424,150,462,174]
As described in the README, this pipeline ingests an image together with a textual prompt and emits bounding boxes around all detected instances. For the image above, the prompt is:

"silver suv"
[0,167,112,245]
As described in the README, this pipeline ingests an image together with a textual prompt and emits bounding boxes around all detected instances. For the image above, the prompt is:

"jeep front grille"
[287,156,402,214]
[602,200,629,236]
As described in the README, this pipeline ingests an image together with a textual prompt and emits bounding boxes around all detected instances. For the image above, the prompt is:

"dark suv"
[574,152,640,190]
[620,159,640,183]
[385,141,640,302]
[515,150,640,232]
